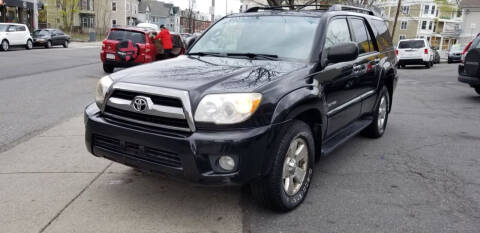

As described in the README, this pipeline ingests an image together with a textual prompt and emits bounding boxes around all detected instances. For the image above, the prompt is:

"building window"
[431,5,436,15]
[428,21,433,30]
[401,21,407,30]
[433,23,437,32]
[112,19,117,27]
[112,2,116,12]
[399,35,406,40]
[422,21,427,30]
[402,6,409,15]
[424,5,429,14]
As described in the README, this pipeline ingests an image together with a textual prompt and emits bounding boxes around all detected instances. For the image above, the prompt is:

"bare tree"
[95,0,112,36]
[58,0,81,32]
[391,0,402,39]
[186,0,196,33]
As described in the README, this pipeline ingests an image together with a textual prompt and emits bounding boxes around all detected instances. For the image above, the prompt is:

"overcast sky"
[163,0,242,16]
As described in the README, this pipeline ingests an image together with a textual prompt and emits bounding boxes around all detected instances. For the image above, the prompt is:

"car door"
[6,25,18,45]
[51,30,59,45]
[347,17,381,115]
[56,30,67,44]
[313,17,362,137]
[15,25,27,45]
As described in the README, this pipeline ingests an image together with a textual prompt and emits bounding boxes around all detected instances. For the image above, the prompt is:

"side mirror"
[326,42,359,64]
[186,37,197,50]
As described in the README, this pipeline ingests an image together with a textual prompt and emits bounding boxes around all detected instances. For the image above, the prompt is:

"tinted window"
[108,30,146,44]
[56,30,65,35]
[474,37,480,49]
[7,26,16,32]
[324,18,351,49]
[398,40,425,49]
[33,30,50,36]
[350,18,373,54]
[15,26,26,31]
[190,16,320,61]
[371,19,393,52]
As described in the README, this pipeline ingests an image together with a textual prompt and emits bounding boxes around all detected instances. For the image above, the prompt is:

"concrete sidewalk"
[0,116,243,233]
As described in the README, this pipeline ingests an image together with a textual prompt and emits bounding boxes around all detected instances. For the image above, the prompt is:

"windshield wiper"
[226,53,279,60]
[187,52,227,57]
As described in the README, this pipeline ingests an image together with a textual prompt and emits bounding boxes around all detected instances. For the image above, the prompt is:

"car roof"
[111,27,154,33]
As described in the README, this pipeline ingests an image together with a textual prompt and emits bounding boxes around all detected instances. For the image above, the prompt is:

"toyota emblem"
[132,97,148,112]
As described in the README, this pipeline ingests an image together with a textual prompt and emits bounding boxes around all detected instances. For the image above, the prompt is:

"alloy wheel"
[2,41,8,51]
[377,95,388,133]
[282,137,309,196]
[27,40,32,49]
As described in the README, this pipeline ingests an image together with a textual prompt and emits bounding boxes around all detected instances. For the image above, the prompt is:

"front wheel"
[63,40,69,48]
[103,64,114,73]
[251,120,314,212]
[45,40,52,49]
[425,62,431,69]
[363,86,390,138]
[475,87,480,95]
[1,40,9,51]
[26,40,33,50]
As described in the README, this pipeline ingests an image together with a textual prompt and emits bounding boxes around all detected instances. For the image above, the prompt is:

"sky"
[163,0,242,16]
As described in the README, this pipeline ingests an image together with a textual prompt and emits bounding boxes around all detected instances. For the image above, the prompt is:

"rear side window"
[15,26,26,31]
[398,40,425,49]
[324,18,351,49]
[371,19,393,52]
[171,35,182,48]
[350,18,374,54]
[108,30,146,44]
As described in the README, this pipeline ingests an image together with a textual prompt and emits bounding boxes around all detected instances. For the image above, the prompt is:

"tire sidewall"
[272,122,315,210]
[375,87,390,136]
[64,40,69,48]
[1,40,8,51]
[26,40,32,50]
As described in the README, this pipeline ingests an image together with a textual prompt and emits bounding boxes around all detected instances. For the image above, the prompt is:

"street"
[1,47,480,233]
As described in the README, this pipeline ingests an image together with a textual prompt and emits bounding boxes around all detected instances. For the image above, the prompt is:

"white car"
[395,38,434,69]
[0,23,33,51]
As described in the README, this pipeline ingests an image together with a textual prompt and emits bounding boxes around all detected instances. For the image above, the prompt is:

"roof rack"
[245,4,376,16]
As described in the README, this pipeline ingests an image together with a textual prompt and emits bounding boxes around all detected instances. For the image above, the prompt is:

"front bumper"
[84,103,285,185]
[398,59,426,65]
[448,55,462,62]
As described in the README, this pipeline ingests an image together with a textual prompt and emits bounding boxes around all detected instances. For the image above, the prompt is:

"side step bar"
[321,119,372,156]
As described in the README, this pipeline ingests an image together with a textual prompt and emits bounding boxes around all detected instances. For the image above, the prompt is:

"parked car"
[396,38,434,68]
[448,44,464,63]
[85,5,398,211]
[458,34,480,95]
[32,29,70,48]
[432,47,440,64]
[136,23,159,32]
[0,23,33,51]
[101,27,185,73]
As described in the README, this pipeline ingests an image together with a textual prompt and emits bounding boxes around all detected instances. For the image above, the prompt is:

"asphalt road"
[0,44,102,151]
[1,47,479,233]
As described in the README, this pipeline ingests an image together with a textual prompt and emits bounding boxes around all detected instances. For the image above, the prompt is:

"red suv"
[101,27,185,73]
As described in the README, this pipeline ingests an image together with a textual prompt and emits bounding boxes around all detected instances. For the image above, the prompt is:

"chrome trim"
[103,82,196,132]
[327,90,376,116]
[107,97,186,119]
[103,113,192,132]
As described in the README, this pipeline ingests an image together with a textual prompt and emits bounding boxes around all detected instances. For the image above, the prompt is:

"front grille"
[110,90,183,107]
[104,106,189,129]
[94,135,182,168]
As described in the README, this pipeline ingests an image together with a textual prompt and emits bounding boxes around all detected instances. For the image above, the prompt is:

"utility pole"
[225,0,227,15]
[33,0,38,30]
[211,0,215,22]
[391,0,402,39]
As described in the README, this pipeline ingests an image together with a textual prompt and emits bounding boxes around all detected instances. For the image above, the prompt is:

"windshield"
[189,16,320,61]
[108,30,146,44]
[398,40,425,49]
[33,30,50,36]
[0,25,7,32]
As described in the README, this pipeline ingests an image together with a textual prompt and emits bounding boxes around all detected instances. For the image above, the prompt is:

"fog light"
[218,155,235,171]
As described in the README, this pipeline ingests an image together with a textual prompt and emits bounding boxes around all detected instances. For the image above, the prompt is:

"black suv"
[85,5,398,211]
[458,34,480,95]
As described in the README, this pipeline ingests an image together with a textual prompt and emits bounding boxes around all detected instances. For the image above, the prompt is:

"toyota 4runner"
[85,5,398,211]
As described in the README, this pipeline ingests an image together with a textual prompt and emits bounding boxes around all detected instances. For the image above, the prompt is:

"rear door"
[347,17,381,115]
[464,37,480,78]
[6,25,18,45]
[15,25,27,45]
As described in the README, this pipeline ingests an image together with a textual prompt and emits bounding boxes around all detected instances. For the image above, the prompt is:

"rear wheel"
[63,40,69,48]
[425,61,431,69]
[25,39,33,50]
[1,40,9,51]
[251,120,314,212]
[103,64,114,73]
[363,86,390,138]
[45,40,52,49]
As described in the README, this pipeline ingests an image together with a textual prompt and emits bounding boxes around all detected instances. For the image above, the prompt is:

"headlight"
[95,76,113,108]
[194,93,262,124]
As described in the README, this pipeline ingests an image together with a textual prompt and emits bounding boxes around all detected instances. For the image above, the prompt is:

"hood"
[110,55,308,100]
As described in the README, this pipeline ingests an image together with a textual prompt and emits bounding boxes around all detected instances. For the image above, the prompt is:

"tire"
[251,120,315,212]
[425,62,431,69]
[363,86,390,138]
[25,39,33,50]
[475,87,480,95]
[448,60,451,64]
[63,40,69,48]
[45,40,52,49]
[401,65,405,68]
[103,64,114,73]
[1,40,9,51]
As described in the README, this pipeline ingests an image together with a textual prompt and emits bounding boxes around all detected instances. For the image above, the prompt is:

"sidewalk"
[69,42,102,49]
[0,116,242,233]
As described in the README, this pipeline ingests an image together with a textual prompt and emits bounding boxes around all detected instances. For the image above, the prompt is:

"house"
[459,0,480,44]
[378,0,462,54]
[180,9,211,33]
[39,0,94,33]
[138,0,180,32]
